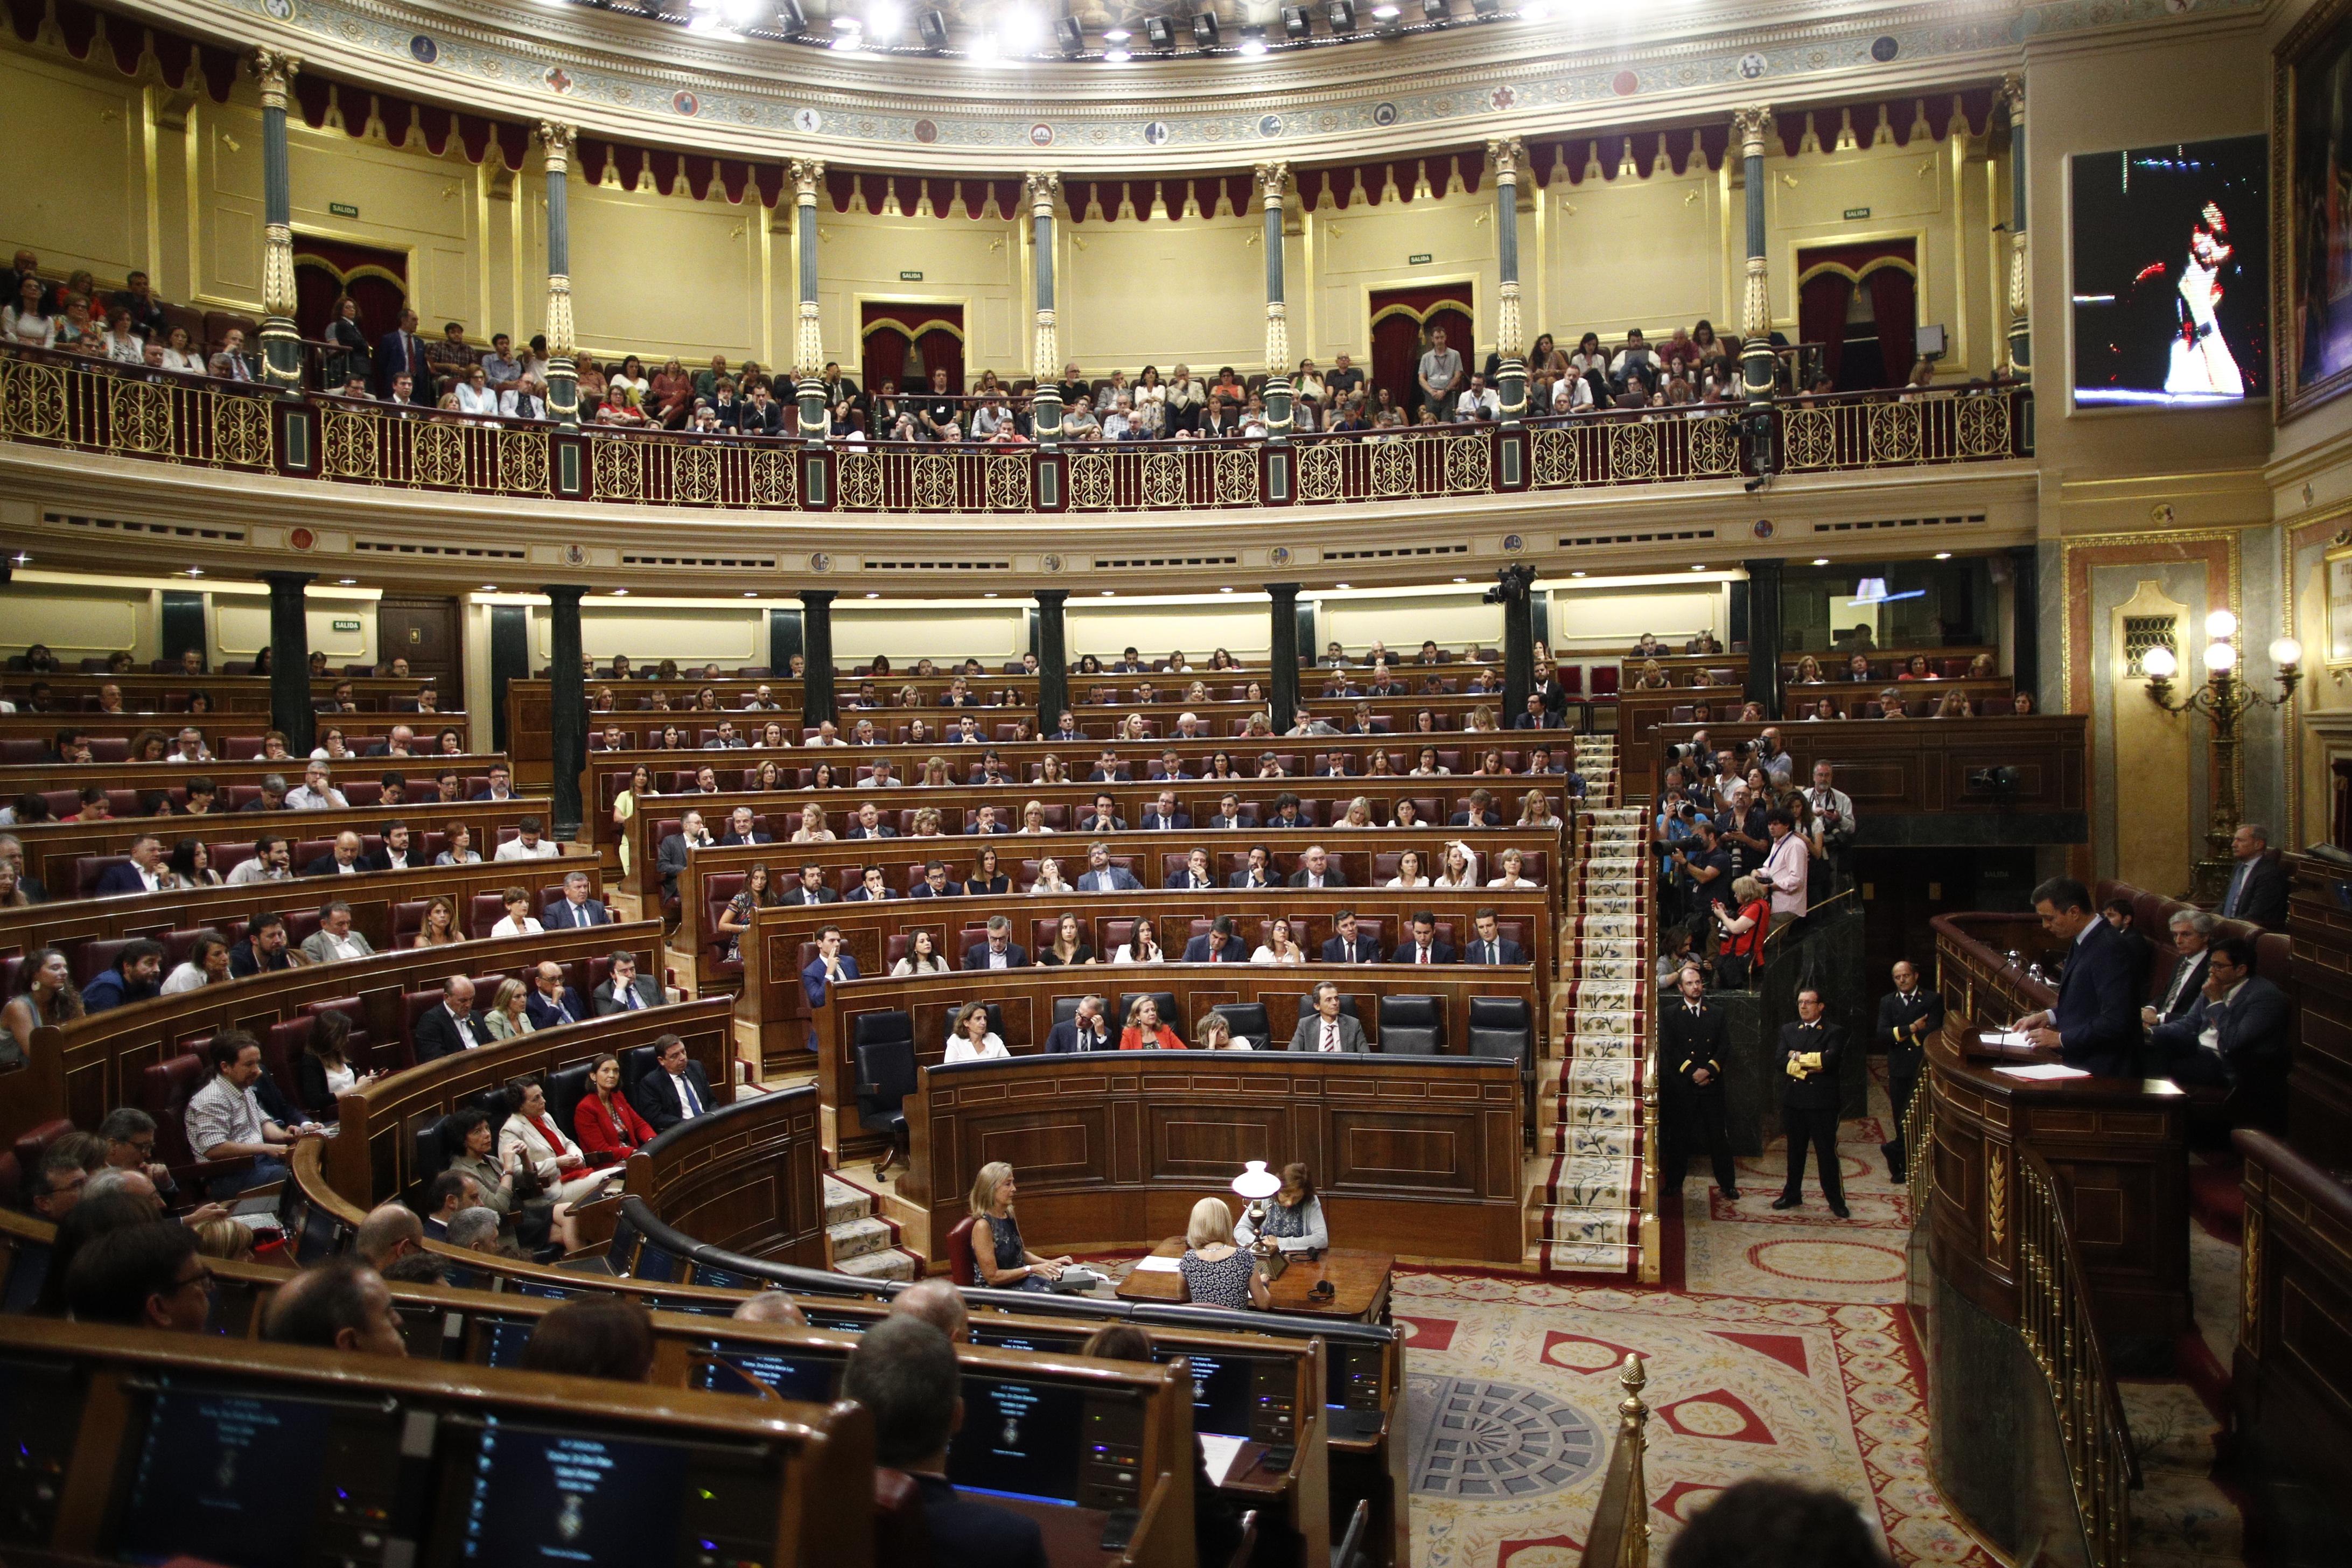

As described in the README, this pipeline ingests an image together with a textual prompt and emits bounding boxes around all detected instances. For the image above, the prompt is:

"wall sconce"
[2139,608,2301,901]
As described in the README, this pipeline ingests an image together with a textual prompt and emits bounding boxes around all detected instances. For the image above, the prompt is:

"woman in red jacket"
[573,1052,656,1167]
[1118,995,1187,1051]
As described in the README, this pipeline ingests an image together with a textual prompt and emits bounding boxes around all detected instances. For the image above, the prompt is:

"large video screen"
[2071,135,2268,407]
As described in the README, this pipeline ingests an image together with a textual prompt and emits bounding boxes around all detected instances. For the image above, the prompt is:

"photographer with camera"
[1804,760,1856,893]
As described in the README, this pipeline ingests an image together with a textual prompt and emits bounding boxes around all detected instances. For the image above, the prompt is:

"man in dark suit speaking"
[2149,936,2293,1129]
[2017,877,2141,1079]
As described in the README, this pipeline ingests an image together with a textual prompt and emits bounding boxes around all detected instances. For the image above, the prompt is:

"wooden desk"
[1116,1239,1394,1324]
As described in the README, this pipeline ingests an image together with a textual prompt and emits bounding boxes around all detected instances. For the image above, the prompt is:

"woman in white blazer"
[500,1079,621,1206]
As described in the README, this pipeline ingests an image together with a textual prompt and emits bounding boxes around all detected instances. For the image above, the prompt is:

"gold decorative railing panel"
[2014,1152,2136,1568]
[0,346,2032,516]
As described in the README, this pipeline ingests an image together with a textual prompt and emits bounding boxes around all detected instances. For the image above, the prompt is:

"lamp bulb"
[2206,608,2239,639]
[2202,640,2237,674]
[2271,636,2304,669]
[2140,645,2178,680]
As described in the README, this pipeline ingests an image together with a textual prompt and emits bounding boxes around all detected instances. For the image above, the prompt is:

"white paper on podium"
[1132,1255,1183,1273]
[1198,1433,1248,1487]
[1984,1030,2035,1047]
[1995,1063,2092,1081]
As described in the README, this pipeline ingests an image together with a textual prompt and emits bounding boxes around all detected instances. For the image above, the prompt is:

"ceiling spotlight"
[1421,0,1448,22]
[338,577,357,585]
[1934,551,1954,560]
[1191,11,1219,47]
[967,27,999,57]
[1104,44,1131,60]
[1054,16,1083,52]
[1326,0,1355,29]
[999,3,1044,49]
[1369,1,1398,13]
[775,0,807,33]
[1237,25,1266,53]
[1812,557,1830,566]
[1334,582,1352,590]
[916,8,948,47]
[865,591,881,598]
[1520,0,1549,15]
[1103,24,1129,40]
[831,23,863,51]
[1570,570,1586,578]
[866,1,902,38]
[1282,5,1313,37]
[1145,15,1175,48]
[480,584,500,592]
[610,587,628,596]
[1219,586,1235,593]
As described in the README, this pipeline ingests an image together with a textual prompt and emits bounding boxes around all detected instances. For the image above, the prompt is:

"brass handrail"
[2014,1147,2138,1568]
[1578,1354,1653,1568]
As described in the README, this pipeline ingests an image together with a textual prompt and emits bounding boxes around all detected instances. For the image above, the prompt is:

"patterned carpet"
[1396,1074,2005,1567]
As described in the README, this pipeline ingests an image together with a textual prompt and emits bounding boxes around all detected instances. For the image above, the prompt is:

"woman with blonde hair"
[1488,846,1537,888]
[968,1161,1070,1291]
[1712,874,1772,988]
[1030,856,1073,895]
[412,895,460,948]
[1119,993,1185,1049]
[1934,689,1973,719]
[792,803,836,842]
[910,807,943,837]
[921,755,953,787]
[1121,712,1151,741]
[1338,796,1374,829]
[1517,790,1562,830]
[482,978,536,1040]
[1017,800,1053,834]
[1037,754,1070,786]
[1434,841,1481,888]
[1633,659,1671,691]
[1465,705,1499,734]
[1178,1196,1269,1309]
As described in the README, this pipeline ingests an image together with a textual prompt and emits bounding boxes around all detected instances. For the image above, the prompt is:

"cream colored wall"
[212,589,380,668]
[1313,192,1497,364]
[1546,584,1726,650]
[285,118,488,331]
[821,207,1024,380]
[1060,210,1266,374]
[0,50,151,291]
[0,579,381,668]
[835,607,1025,664]
[1066,602,1266,661]
[1541,149,1726,356]
[1320,594,1500,654]
[566,172,772,368]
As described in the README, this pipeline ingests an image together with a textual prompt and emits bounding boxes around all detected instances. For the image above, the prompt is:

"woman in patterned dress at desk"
[1178,1198,1271,1310]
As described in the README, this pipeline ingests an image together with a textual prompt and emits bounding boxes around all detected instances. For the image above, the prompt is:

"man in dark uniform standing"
[1660,965,1739,1203]
[1876,960,1943,1183]
[1773,986,1847,1217]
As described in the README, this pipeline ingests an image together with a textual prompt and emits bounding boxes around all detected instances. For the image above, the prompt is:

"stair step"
[826,1215,896,1264]
[835,1247,921,1283]
[822,1175,871,1230]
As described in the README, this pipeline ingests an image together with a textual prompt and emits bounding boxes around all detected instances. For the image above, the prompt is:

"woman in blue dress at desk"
[969,1160,1073,1293]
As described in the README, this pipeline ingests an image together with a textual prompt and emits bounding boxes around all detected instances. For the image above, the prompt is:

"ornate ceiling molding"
[100,0,2255,171]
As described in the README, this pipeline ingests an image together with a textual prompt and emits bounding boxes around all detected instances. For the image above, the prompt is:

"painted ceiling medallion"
[914,118,939,143]
[1611,69,1639,95]
[408,34,438,64]
[1030,123,1054,145]
[1871,35,1900,62]
[793,107,823,133]
[544,66,573,93]
[1257,113,1284,137]
[1144,121,1172,145]
[1373,102,1398,127]
[1739,51,1767,78]
[673,90,699,115]
[262,0,293,19]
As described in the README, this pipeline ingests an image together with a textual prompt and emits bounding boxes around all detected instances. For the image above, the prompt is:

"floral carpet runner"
[1527,738,1651,1275]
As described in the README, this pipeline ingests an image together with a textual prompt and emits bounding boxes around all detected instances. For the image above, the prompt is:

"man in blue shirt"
[82,940,165,1013]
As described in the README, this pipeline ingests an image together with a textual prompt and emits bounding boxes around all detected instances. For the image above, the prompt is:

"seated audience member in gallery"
[2148,936,2292,1128]
[841,1315,1049,1568]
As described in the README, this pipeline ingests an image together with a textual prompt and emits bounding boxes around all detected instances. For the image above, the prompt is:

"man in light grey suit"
[1286,982,1370,1054]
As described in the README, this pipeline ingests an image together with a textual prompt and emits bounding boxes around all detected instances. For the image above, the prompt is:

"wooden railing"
[2013,1149,2138,1568]
[1578,1354,1653,1568]
[0,345,2033,515]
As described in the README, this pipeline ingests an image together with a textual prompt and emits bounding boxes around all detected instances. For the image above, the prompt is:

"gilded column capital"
[537,121,574,172]
[1025,171,1061,214]
[791,158,826,202]
[1730,104,1775,158]
[2000,71,2025,121]
[1486,137,1524,184]
[1254,162,1290,208]
[249,48,300,110]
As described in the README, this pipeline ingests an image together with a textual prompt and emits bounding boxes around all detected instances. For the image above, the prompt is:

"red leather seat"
[943,1215,978,1286]
[138,1052,250,1192]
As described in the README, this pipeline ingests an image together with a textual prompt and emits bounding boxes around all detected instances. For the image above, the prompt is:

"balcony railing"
[0,346,2033,516]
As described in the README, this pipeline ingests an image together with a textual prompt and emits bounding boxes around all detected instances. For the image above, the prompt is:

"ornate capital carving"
[1730,104,1775,159]
[1025,171,1061,215]
[538,121,574,174]
[249,48,300,111]
[791,158,826,203]
[1487,137,1525,184]
[1254,162,1290,208]
[544,273,576,358]
[2000,71,2025,122]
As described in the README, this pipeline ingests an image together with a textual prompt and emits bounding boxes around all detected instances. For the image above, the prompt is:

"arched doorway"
[1368,285,1474,419]
[859,302,965,399]
[292,237,410,357]
[1795,241,1917,391]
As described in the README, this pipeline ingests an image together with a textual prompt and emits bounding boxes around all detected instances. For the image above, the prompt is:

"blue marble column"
[1027,171,1063,444]
[539,122,579,425]
[253,50,303,388]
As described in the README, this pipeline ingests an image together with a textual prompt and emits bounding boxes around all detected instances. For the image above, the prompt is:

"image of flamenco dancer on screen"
[2146,201,2247,398]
